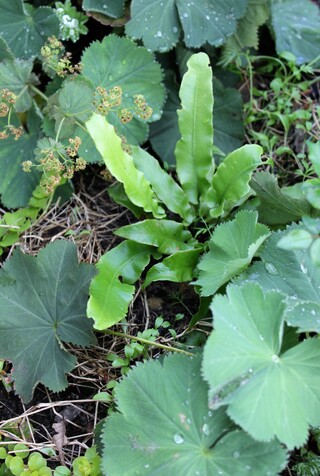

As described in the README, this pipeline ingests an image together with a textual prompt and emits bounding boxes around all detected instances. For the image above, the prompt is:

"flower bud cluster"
[94,86,123,115]
[22,136,87,194]
[0,89,24,141]
[40,36,81,78]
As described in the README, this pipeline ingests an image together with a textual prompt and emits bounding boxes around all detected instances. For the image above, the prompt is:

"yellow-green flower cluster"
[94,86,123,115]
[40,36,81,78]
[0,89,24,141]
[22,136,87,194]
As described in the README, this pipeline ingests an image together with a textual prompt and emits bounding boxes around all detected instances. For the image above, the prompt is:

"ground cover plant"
[1,1,320,475]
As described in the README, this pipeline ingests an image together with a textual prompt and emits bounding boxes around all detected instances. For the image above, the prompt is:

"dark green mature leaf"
[87,241,154,329]
[82,0,125,18]
[220,0,270,65]
[115,219,194,254]
[237,227,320,334]
[0,240,96,402]
[49,78,95,140]
[203,282,320,449]
[250,172,312,225]
[102,354,287,475]
[149,82,180,165]
[0,38,14,61]
[125,0,249,52]
[0,110,40,208]
[143,249,201,288]
[195,211,270,296]
[175,53,213,205]
[212,78,244,156]
[0,0,59,59]
[0,59,38,112]
[272,0,320,66]
[81,35,165,143]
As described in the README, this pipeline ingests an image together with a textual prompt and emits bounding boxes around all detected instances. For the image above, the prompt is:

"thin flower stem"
[30,85,48,103]
[102,329,194,356]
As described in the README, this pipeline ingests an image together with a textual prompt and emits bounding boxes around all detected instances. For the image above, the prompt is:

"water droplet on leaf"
[265,262,278,275]
[173,433,184,444]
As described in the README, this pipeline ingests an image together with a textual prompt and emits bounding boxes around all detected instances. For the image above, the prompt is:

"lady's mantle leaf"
[202,282,320,449]
[272,0,320,66]
[194,211,270,296]
[237,226,320,333]
[102,354,287,475]
[81,35,165,143]
[0,240,96,403]
[0,109,40,208]
[86,114,164,218]
[250,172,312,225]
[82,0,125,18]
[87,240,154,330]
[0,0,59,59]
[0,59,38,113]
[125,0,249,52]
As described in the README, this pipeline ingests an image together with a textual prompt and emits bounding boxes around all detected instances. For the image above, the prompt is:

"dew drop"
[208,410,213,417]
[156,31,163,37]
[202,423,210,436]
[233,451,240,458]
[173,433,184,444]
[245,465,252,471]
[173,26,178,33]
[271,354,280,363]
[259,334,264,341]
[265,262,278,275]
[206,15,210,20]
[183,12,189,18]
[144,464,150,469]
[300,262,308,274]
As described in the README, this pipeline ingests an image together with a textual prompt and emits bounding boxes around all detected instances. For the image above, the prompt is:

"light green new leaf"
[81,35,165,142]
[87,241,153,329]
[102,353,287,475]
[237,227,320,334]
[132,146,194,223]
[125,0,249,52]
[195,211,270,296]
[0,240,96,403]
[250,172,312,225]
[202,282,320,449]
[115,219,194,254]
[0,59,38,113]
[272,0,320,66]
[149,78,244,166]
[204,144,263,218]
[0,109,40,208]
[82,0,125,18]
[86,113,164,218]
[175,53,213,205]
[143,249,201,288]
[0,0,59,59]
